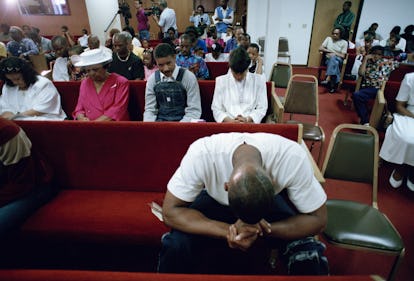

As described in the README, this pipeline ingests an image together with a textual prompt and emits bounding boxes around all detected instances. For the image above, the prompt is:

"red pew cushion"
[21,190,167,244]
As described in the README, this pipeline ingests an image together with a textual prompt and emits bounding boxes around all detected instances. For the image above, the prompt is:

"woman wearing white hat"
[72,48,130,121]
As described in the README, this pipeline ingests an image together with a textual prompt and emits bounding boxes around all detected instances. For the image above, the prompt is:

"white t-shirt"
[52,57,70,82]
[168,132,327,214]
[0,76,67,120]
[212,72,268,123]
[78,34,89,48]
[159,7,177,33]
[205,53,229,62]
[322,37,347,55]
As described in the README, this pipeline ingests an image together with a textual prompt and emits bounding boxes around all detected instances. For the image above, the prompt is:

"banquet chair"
[279,74,324,164]
[277,37,291,64]
[321,124,405,281]
[269,62,292,89]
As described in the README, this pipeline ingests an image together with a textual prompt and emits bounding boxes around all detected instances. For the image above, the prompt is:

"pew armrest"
[300,140,326,185]
[269,83,284,123]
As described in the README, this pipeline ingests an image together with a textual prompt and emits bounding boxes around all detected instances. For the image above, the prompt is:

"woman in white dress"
[0,57,66,120]
[379,72,414,191]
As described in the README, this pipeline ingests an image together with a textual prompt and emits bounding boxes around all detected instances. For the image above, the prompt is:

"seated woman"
[0,117,55,238]
[205,43,229,62]
[380,72,414,191]
[0,57,66,120]
[72,48,130,121]
[142,48,158,81]
[211,47,267,124]
[319,27,348,93]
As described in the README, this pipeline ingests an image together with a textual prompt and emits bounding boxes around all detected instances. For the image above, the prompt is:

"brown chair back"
[284,74,319,118]
[29,54,48,74]
[269,62,292,88]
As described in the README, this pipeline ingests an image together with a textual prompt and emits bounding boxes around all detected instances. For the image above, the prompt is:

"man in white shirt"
[77,29,89,48]
[152,1,177,39]
[51,36,70,81]
[212,0,234,39]
[158,132,329,274]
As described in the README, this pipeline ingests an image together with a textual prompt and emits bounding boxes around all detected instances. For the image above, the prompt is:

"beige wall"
[126,0,246,39]
[308,0,360,67]
[0,0,245,39]
[0,0,90,36]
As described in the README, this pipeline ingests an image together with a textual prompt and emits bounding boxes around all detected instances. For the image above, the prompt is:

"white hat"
[73,48,113,67]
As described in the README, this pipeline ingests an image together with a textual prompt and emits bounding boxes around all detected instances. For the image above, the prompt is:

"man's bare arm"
[266,204,327,240]
[162,190,230,239]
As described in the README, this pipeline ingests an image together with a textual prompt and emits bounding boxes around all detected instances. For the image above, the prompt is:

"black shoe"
[328,79,337,93]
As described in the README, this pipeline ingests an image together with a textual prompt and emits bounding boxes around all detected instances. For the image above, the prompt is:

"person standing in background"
[189,4,210,38]
[212,0,234,40]
[152,1,177,39]
[61,25,75,47]
[134,0,150,41]
[333,1,355,41]
[190,5,210,28]
[77,28,90,49]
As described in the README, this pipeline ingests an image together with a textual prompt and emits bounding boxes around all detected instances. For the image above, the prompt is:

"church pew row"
[55,80,280,123]
[0,269,383,281]
[0,121,303,272]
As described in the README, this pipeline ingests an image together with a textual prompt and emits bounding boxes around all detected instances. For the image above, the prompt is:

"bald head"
[227,164,275,224]
[87,35,100,50]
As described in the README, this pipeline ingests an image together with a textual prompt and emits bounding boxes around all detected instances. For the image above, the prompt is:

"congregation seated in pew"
[52,77,276,123]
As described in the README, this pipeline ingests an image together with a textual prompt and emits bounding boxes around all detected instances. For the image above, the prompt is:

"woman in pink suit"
[72,48,130,121]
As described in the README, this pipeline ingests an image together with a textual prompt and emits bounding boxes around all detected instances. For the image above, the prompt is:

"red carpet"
[286,67,414,281]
